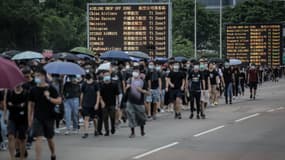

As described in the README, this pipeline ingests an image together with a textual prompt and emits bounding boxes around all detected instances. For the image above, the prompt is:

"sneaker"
[250,95,253,99]
[210,103,215,107]
[141,132,146,136]
[64,131,70,135]
[129,134,135,138]
[147,116,152,121]
[82,133,88,139]
[26,143,32,150]
[104,132,110,136]
[54,129,60,134]
[160,109,165,113]
[111,129,116,135]
[178,113,182,119]
[79,118,84,123]
[189,114,194,119]
[253,96,256,100]
[197,115,200,119]
[201,114,206,119]
[214,101,218,105]
[94,131,100,137]
[174,113,178,119]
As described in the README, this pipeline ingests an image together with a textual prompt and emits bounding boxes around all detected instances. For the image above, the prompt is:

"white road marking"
[235,113,260,123]
[267,109,276,112]
[193,125,225,137]
[275,107,284,110]
[133,142,179,159]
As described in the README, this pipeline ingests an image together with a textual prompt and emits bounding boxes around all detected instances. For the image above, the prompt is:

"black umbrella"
[53,52,80,61]
[209,58,225,64]
[1,50,20,59]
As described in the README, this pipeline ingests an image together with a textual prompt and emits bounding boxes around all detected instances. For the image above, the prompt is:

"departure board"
[226,24,283,66]
[87,3,170,57]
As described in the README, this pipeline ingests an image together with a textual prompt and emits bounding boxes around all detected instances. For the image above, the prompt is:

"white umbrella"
[12,51,43,60]
[229,59,242,65]
[96,62,111,72]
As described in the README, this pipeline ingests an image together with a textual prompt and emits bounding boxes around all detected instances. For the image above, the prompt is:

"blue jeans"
[64,98,79,130]
[224,83,233,103]
[0,111,7,142]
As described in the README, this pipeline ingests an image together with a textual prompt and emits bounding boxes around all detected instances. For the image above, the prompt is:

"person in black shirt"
[221,63,234,104]
[200,64,211,117]
[145,61,162,120]
[208,63,220,106]
[63,76,81,135]
[187,65,205,119]
[4,85,29,160]
[233,68,240,98]
[166,62,186,119]
[100,71,119,136]
[239,68,246,96]
[28,67,62,160]
[80,73,100,139]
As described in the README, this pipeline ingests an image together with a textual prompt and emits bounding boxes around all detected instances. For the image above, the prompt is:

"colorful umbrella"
[100,50,130,61]
[44,61,86,75]
[70,47,95,56]
[12,51,43,60]
[0,57,26,89]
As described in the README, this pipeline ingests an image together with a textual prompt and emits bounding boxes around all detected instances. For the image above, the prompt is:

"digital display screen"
[226,24,282,66]
[87,3,170,57]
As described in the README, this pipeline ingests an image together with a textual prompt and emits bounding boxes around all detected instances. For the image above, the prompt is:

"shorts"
[249,82,258,90]
[201,90,210,103]
[82,107,97,119]
[7,120,28,140]
[168,89,183,103]
[145,89,160,103]
[33,118,54,139]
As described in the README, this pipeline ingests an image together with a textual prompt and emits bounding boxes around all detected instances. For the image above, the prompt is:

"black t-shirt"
[111,72,123,93]
[188,71,202,91]
[22,80,36,93]
[6,90,29,124]
[100,82,119,107]
[146,71,161,89]
[81,82,100,108]
[0,90,4,102]
[201,70,210,90]
[223,69,233,84]
[29,86,59,121]
[63,82,81,99]
[209,70,219,85]
[167,71,186,89]
[239,72,246,83]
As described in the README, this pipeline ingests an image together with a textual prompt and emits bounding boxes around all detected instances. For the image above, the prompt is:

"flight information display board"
[87,3,171,57]
[226,24,283,66]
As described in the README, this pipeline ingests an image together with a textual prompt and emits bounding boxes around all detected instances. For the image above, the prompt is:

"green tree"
[173,35,194,58]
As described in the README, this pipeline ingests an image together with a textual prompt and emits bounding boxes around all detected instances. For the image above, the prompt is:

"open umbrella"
[12,51,43,60]
[0,57,26,89]
[97,62,111,72]
[229,59,242,65]
[44,61,85,75]
[100,50,130,61]
[70,47,95,56]
[76,54,93,60]
[1,50,20,59]
[53,52,80,61]
[130,56,142,62]
[126,51,150,59]
[174,56,188,62]
[155,57,168,63]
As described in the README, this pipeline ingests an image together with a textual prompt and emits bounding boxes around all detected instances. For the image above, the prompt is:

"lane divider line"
[235,113,260,123]
[193,125,225,137]
[267,109,276,112]
[133,142,179,159]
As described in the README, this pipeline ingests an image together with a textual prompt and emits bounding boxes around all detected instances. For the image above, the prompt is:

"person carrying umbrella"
[28,67,62,160]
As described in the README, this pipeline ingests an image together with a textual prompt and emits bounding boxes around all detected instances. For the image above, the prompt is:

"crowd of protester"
[0,56,283,160]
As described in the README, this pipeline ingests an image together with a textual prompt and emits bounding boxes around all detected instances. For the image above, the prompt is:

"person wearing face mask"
[200,64,211,117]
[100,71,119,136]
[4,85,29,160]
[166,62,186,119]
[187,65,205,119]
[145,61,162,120]
[221,62,234,104]
[28,67,62,160]
[62,76,81,135]
[247,65,259,100]
[125,67,149,138]
[208,63,220,106]
[239,68,246,96]
[80,73,100,139]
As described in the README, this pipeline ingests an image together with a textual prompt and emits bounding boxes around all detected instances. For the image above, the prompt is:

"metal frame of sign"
[86,2,172,58]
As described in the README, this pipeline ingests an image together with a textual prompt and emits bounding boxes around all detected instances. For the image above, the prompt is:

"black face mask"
[85,74,92,80]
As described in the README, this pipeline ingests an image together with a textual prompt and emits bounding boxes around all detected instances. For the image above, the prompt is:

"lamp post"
[219,0,223,59]
[194,0,197,58]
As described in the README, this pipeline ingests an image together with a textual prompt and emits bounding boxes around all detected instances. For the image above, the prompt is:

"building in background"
[197,0,247,9]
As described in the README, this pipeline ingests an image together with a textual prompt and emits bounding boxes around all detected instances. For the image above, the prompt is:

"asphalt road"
[1,79,285,160]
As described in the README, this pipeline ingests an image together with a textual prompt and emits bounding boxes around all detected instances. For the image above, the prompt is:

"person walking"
[208,63,220,106]
[28,67,62,160]
[125,67,149,138]
[100,71,119,136]
[80,73,100,139]
[221,63,234,104]
[63,75,81,135]
[4,85,29,160]
[248,65,259,100]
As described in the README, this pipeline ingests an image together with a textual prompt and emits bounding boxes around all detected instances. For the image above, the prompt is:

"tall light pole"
[219,0,223,59]
[194,0,197,58]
